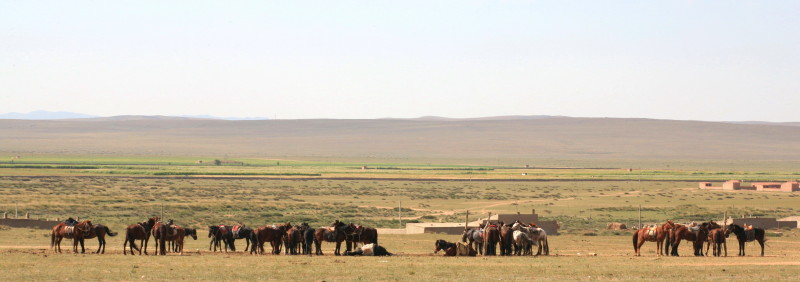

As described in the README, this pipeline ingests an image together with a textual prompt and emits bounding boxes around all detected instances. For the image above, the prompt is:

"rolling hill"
[1,117,799,164]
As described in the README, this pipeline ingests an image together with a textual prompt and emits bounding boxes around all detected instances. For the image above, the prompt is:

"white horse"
[511,221,549,256]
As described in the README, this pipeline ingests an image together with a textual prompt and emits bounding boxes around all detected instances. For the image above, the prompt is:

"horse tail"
[106,226,118,237]
[50,230,55,249]
[632,231,638,251]
[461,231,469,242]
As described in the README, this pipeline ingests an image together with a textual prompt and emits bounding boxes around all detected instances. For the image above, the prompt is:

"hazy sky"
[2,1,798,121]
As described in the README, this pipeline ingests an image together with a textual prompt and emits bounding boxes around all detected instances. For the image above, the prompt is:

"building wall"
[781,182,800,192]
[723,180,741,190]
[423,227,468,235]
[732,218,779,229]
[0,218,61,229]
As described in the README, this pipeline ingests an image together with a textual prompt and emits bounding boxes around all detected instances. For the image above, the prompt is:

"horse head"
[79,220,93,233]
[208,226,219,238]
[187,228,198,240]
[434,239,447,253]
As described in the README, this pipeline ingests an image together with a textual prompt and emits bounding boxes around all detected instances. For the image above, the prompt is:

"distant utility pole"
[398,200,402,228]
[15,201,18,219]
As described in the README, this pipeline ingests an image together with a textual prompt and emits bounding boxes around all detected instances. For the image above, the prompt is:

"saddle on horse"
[232,225,242,238]
[65,226,75,235]
[646,225,658,239]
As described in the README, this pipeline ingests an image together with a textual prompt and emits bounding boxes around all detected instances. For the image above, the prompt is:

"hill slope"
[1,117,799,161]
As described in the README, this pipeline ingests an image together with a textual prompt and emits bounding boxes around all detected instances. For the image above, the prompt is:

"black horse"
[208,225,235,252]
[231,225,254,252]
[727,224,766,256]
[462,227,484,255]
[302,224,315,255]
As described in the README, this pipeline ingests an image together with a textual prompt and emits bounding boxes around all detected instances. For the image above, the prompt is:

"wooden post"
[15,202,18,219]
[161,203,164,221]
[638,205,642,229]
[485,212,492,255]
[464,210,470,231]
[398,200,402,228]
[724,210,728,226]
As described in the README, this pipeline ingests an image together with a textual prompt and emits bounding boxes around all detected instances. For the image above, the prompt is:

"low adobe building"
[699,180,798,192]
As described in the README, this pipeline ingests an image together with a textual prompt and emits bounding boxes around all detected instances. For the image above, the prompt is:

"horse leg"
[759,239,764,256]
[739,240,745,256]
[636,238,645,257]
[544,238,549,256]
[723,240,727,257]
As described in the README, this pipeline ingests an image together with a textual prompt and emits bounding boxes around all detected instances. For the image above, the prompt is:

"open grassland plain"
[1,230,800,280]
[1,158,800,280]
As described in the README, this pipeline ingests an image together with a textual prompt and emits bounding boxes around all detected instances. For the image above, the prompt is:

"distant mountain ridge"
[2,111,797,126]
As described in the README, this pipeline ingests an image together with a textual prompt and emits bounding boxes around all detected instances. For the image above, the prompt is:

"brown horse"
[83,223,117,254]
[435,239,477,256]
[314,220,351,256]
[123,216,158,255]
[483,223,500,256]
[706,228,728,257]
[152,221,180,255]
[670,223,708,256]
[632,220,674,256]
[251,223,290,255]
[284,225,302,255]
[51,220,93,253]
[346,224,378,252]
[169,226,196,255]
[499,223,514,256]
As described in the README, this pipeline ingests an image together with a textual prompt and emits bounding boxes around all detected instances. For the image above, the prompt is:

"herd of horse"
[51,217,378,256]
[437,220,550,257]
[49,216,766,258]
[632,220,766,257]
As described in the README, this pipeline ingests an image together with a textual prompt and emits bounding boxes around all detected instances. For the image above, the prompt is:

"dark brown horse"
[170,226,197,255]
[152,221,180,255]
[251,223,290,255]
[706,228,728,257]
[314,220,351,256]
[434,239,458,256]
[123,216,158,255]
[284,225,302,255]
[83,223,117,254]
[51,220,93,253]
[483,223,500,256]
[435,239,477,256]
[499,223,514,256]
[346,224,378,252]
[727,224,766,256]
[208,225,235,252]
[670,223,708,256]
[632,220,674,256]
